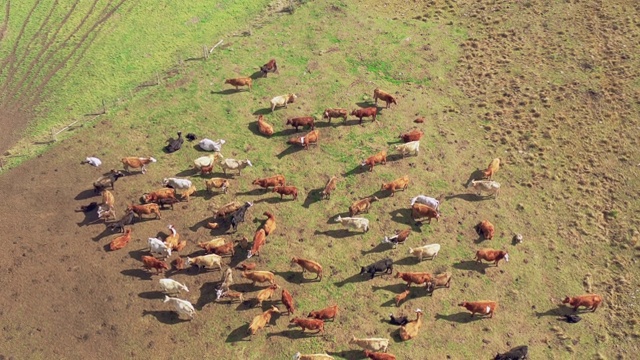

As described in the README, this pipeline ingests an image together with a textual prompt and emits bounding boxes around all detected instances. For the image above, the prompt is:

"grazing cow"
[334,215,369,232]
[494,345,528,360]
[164,295,195,319]
[349,196,379,217]
[382,229,411,248]
[293,352,334,360]
[259,59,278,77]
[262,211,277,236]
[389,314,408,326]
[186,254,223,272]
[241,270,275,286]
[271,93,297,112]
[205,178,230,194]
[142,255,169,274]
[364,350,396,360]
[247,229,266,259]
[483,157,500,180]
[561,294,603,312]
[282,288,295,315]
[253,175,286,191]
[381,175,409,197]
[395,290,410,307]
[289,318,324,334]
[411,203,440,224]
[121,156,157,174]
[410,195,440,210]
[321,176,339,199]
[273,186,298,200]
[361,150,386,172]
[248,306,280,335]
[198,138,226,152]
[408,244,441,261]
[235,261,256,271]
[373,88,398,108]
[157,197,180,210]
[142,188,177,204]
[257,115,274,136]
[468,179,501,198]
[458,301,498,318]
[398,129,423,143]
[475,220,495,240]
[286,117,315,131]
[360,258,393,279]
[224,77,252,91]
[97,205,116,222]
[165,132,184,153]
[256,284,280,307]
[159,279,188,294]
[307,304,338,321]
[426,272,452,292]
[101,189,115,209]
[393,141,420,157]
[228,201,254,233]
[399,309,423,341]
[350,107,377,124]
[323,108,347,123]
[219,158,252,175]
[348,336,390,353]
[475,248,509,266]
[291,257,323,280]
[395,271,432,288]
[93,169,125,193]
[215,201,243,218]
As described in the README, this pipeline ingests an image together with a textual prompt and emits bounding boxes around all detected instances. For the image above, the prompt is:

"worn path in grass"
[0,0,639,359]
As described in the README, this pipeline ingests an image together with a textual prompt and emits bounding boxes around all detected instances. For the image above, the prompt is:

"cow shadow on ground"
[334,273,370,288]
[325,212,351,224]
[302,188,324,208]
[174,168,199,177]
[138,291,164,300]
[76,213,103,229]
[371,283,407,294]
[142,310,190,324]
[354,101,380,110]
[534,306,576,318]
[255,196,293,204]
[273,271,319,285]
[266,329,319,340]
[445,193,491,202]
[385,154,406,163]
[225,324,251,342]
[271,127,298,137]
[252,108,273,116]
[237,188,268,196]
[342,164,367,177]
[387,209,421,232]
[394,256,421,266]
[327,350,362,360]
[360,242,390,255]
[452,260,491,274]
[314,229,360,239]
[474,234,488,244]
[121,269,154,281]
[211,88,248,95]
[275,145,304,159]
[435,312,488,324]
[75,189,98,200]
[194,281,221,310]
[128,248,150,261]
[249,71,264,80]
[465,169,487,186]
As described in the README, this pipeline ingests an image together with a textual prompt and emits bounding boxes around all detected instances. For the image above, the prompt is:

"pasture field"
[0,0,639,359]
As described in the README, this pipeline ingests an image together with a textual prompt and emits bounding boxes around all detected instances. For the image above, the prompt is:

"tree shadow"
[361,242,390,255]
[302,188,323,209]
[314,229,361,239]
[225,323,251,342]
[138,291,164,300]
[465,169,486,187]
[452,260,491,274]
[327,350,363,360]
[276,145,304,159]
[121,268,153,280]
[142,310,190,324]
[252,108,273,116]
[334,273,371,288]
[210,89,244,95]
[434,312,486,323]
[266,329,319,339]
[75,189,98,200]
[445,193,491,202]
[342,164,367,177]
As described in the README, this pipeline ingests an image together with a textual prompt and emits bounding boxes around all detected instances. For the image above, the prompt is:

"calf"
[398,129,423,143]
[494,345,528,360]
[426,272,452,292]
[458,301,497,318]
[248,306,280,335]
[252,175,286,191]
[360,258,393,279]
[257,115,274,136]
[209,241,235,257]
[289,318,324,334]
[395,271,432,288]
[411,203,440,224]
[307,304,338,321]
[483,157,500,180]
[286,117,315,131]
[561,294,603,312]
[348,336,390,353]
[142,188,177,204]
[323,108,347,123]
[475,249,509,267]
[395,290,410,307]
[373,88,398,108]
[93,169,125,193]
[224,77,252,91]
[349,196,379,216]
[351,107,377,124]
[382,229,411,248]
[273,186,298,200]
[381,175,409,197]
[321,176,339,199]
[475,220,495,240]
[259,59,278,77]
[282,288,295,315]
[361,150,386,172]
[216,289,244,303]
[142,255,169,274]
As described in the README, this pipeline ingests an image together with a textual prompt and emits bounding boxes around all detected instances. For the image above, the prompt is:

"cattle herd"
[76,58,604,360]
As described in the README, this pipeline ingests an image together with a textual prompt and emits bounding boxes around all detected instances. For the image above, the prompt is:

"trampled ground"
[0,1,638,359]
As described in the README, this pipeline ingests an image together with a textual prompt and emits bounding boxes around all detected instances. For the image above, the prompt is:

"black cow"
[494,345,528,360]
[259,59,279,77]
[389,313,408,326]
[165,131,183,153]
[110,211,136,233]
[359,258,393,279]
[228,202,253,232]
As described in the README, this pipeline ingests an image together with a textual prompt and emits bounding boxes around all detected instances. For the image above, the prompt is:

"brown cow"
[475,248,509,266]
[398,129,423,143]
[259,59,279,77]
[224,77,252,91]
[286,117,315,131]
[351,107,378,124]
[475,220,495,240]
[373,88,398,108]
[273,186,298,200]
[562,294,603,312]
[127,203,161,220]
[361,150,387,172]
[323,108,348,123]
[321,176,339,199]
[458,301,497,318]
[253,175,286,191]
[307,304,338,321]
[289,317,324,334]
[381,175,409,197]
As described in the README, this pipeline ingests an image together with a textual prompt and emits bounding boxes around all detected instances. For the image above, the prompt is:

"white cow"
[219,159,252,175]
[81,156,102,167]
[198,138,226,152]
[348,336,390,352]
[334,215,369,232]
[468,179,501,198]
[270,93,297,112]
[394,141,420,157]
[193,153,224,169]
[186,254,223,271]
[162,177,192,190]
[148,237,171,258]
[159,279,188,294]
[409,243,441,261]
[293,352,335,360]
[163,295,195,319]
[410,195,440,210]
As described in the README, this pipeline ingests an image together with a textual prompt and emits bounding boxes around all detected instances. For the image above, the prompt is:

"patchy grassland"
[0,0,639,359]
